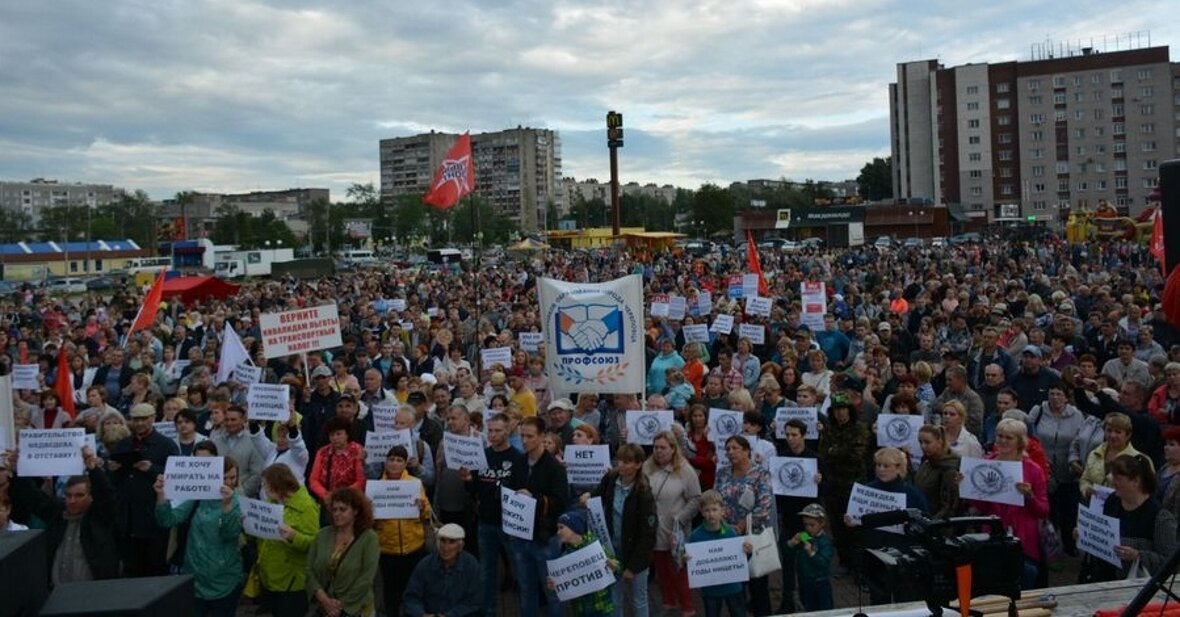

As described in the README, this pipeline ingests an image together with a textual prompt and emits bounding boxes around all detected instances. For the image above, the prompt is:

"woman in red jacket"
[684,403,715,490]
[308,416,366,513]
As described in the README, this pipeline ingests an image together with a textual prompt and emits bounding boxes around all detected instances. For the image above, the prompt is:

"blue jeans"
[611,568,649,617]
[512,535,562,617]
[703,592,747,617]
[480,522,509,617]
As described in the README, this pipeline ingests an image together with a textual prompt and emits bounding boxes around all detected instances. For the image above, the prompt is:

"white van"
[338,250,377,266]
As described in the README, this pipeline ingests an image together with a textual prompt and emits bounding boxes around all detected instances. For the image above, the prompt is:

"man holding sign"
[509,417,570,617]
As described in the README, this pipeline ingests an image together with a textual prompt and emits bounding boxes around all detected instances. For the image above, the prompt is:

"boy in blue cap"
[547,510,619,617]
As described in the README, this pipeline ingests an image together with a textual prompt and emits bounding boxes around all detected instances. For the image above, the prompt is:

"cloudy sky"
[0,1,1175,201]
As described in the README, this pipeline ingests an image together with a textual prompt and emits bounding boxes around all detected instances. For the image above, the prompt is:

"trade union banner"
[538,275,643,395]
[259,304,344,358]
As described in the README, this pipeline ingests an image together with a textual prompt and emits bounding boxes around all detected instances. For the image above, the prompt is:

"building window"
[1113,103,1124,116]
[1032,165,1045,177]
[1029,95,1043,105]
[1141,86,1154,98]
[1117,196,1130,207]
[1138,68,1153,80]
[1076,145,1087,155]
[1112,88,1123,99]
[69,261,78,273]
[1033,183,1046,193]
[996,83,1010,93]
[966,85,979,94]
[1032,148,1044,159]
[1141,123,1154,134]
[968,135,981,145]
[1115,159,1128,171]
[1092,73,1102,84]
[1143,141,1157,152]
[1145,160,1158,170]
[1030,113,1045,124]
[1054,93,1067,104]
[1113,122,1125,135]
[1054,110,1066,122]
[1095,126,1105,136]
[969,152,982,162]
[1000,184,1014,195]
[1141,104,1155,115]
[970,186,983,196]
[1097,180,1107,189]
[1076,181,1088,191]
[1116,176,1128,188]
[1031,130,1044,141]
[998,133,1012,144]
[998,115,1011,126]
[1074,109,1086,120]
[1058,180,1070,191]
[1073,76,1083,87]
[968,119,980,128]
[997,98,1011,109]
[1000,167,1014,178]
[1096,162,1106,172]
[94,259,103,272]
[998,150,1013,161]
[1075,92,1085,102]
[1053,75,1066,87]
[1056,162,1070,173]
[969,170,983,178]
[1144,178,1158,188]
[967,101,980,111]
[1028,79,1041,90]
[1073,128,1085,138]
[1114,142,1126,154]
[1111,69,1123,82]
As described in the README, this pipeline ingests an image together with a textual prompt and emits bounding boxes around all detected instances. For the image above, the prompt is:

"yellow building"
[0,240,150,281]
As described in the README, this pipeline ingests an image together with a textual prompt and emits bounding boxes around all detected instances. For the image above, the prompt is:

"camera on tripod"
[858,509,1024,617]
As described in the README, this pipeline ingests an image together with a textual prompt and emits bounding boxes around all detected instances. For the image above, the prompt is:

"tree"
[857,156,893,201]
[691,184,735,236]
[305,198,346,255]
[569,195,609,229]
[801,179,835,205]
[450,196,515,246]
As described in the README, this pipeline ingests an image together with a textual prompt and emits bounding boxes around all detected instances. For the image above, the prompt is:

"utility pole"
[607,111,624,237]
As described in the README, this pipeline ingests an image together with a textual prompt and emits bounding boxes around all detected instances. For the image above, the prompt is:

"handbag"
[745,514,782,578]
[1038,518,1066,568]
[670,519,686,571]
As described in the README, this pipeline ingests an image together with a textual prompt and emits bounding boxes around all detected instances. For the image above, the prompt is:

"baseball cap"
[558,510,588,535]
[437,523,466,540]
[798,504,827,519]
[129,403,156,418]
[548,398,575,413]
[311,365,332,379]
[1021,345,1043,358]
[877,322,891,331]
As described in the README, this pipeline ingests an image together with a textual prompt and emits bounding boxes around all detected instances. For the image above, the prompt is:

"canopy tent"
[161,276,240,304]
[507,238,551,251]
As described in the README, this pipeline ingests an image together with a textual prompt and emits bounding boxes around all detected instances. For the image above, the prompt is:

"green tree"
[569,195,609,229]
[305,198,346,255]
[857,156,893,201]
[450,196,515,246]
[691,184,735,236]
[801,179,835,205]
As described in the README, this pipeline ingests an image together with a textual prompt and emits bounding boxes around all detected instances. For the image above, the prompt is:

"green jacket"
[307,527,380,615]
[155,497,243,600]
[257,485,321,592]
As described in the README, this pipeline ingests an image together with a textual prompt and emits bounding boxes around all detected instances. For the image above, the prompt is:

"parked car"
[873,235,896,250]
[85,276,120,291]
[902,237,924,248]
[0,280,17,295]
[799,237,825,249]
[949,232,983,245]
[930,236,947,248]
[46,278,87,294]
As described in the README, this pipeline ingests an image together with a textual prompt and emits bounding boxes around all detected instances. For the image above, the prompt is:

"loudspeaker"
[0,530,49,617]
[39,575,194,616]
[1160,159,1180,273]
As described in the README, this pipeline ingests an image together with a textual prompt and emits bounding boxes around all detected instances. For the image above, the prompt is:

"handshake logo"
[556,304,623,355]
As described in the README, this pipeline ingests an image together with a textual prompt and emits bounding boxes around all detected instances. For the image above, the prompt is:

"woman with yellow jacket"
[375,444,434,617]
[1080,413,1155,499]
[256,464,321,617]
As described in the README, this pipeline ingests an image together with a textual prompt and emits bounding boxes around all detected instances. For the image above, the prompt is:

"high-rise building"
[891,43,1177,222]
[0,178,125,224]
[379,127,562,232]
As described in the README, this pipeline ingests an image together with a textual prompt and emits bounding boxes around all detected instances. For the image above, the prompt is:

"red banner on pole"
[423,132,475,210]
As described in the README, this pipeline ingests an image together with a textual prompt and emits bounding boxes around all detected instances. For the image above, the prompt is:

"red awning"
[161,276,240,304]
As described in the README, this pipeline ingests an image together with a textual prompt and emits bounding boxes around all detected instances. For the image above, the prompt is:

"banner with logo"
[538,275,644,395]
[800,281,827,330]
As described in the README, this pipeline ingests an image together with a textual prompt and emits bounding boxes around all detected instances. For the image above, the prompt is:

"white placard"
[12,364,39,390]
[370,403,398,433]
[427,307,441,317]
[775,407,819,440]
[847,482,906,534]
[958,458,1024,506]
[738,323,764,345]
[682,324,710,344]
[164,456,224,501]
[585,495,615,556]
[259,304,343,359]
[242,496,285,540]
[875,414,923,454]
[1090,485,1115,512]
[770,456,819,497]
[668,296,687,321]
[367,479,423,519]
[520,332,544,353]
[744,296,772,318]
[233,363,262,385]
[650,302,670,318]
[366,430,413,466]
[246,383,290,421]
[481,347,513,371]
[501,486,537,540]
[1077,504,1121,567]
[17,428,85,477]
[708,408,744,445]
[710,314,734,335]
[742,274,761,298]
[0,375,15,450]
[154,422,178,441]
[566,445,611,486]
[694,292,713,316]
[800,281,827,331]
[443,432,489,471]
[390,299,407,312]
[626,410,675,445]
[686,536,750,589]
[547,540,615,601]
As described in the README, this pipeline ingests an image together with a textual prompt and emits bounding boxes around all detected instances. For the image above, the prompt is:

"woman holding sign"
[643,430,701,617]
[153,456,244,617]
[256,464,320,617]
[1079,454,1177,582]
[309,416,367,515]
[713,435,774,617]
[375,445,433,617]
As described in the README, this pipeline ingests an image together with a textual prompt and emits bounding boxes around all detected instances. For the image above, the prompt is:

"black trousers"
[124,534,169,577]
[380,550,426,617]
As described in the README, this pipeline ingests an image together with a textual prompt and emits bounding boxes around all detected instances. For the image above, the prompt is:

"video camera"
[858,509,1024,617]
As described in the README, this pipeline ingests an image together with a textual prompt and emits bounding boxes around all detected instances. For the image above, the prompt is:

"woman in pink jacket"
[969,417,1050,591]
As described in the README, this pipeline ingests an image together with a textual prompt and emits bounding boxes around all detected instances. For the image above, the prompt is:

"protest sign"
[501,487,537,540]
[520,332,544,353]
[366,430,413,466]
[800,281,827,330]
[710,314,734,335]
[626,410,675,445]
[770,457,819,497]
[443,432,489,471]
[12,364,39,390]
[775,407,819,440]
[727,274,744,299]
[682,324,710,344]
[164,456,224,501]
[233,363,262,385]
[547,541,614,601]
[246,383,290,422]
[668,296,687,320]
[367,479,423,519]
[738,323,765,345]
[481,347,513,371]
[17,428,85,477]
[744,296,772,318]
[742,274,760,298]
[565,445,611,486]
[1077,504,1121,567]
[242,497,285,540]
[875,414,923,455]
[585,496,615,555]
[390,298,407,312]
[694,292,713,316]
[259,304,342,358]
[1090,485,1115,512]
[0,375,15,450]
[686,536,750,589]
[958,458,1024,506]
[847,482,907,534]
[650,301,670,318]
[370,403,398,433]
[708,408,744,445]
[153,422,178,441]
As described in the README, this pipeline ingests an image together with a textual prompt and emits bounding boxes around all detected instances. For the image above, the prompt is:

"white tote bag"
[746,514,782,578]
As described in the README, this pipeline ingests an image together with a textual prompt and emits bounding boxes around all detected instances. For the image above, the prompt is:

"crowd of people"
[1,231,1180,617]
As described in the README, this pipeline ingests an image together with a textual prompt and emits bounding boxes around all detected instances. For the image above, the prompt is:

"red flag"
[746,231,769,296]
[127,269,166,338]
[422,132,475,210]
[1164,267,1180,331]
[1151,210,1166,273]
[56,346,76,419]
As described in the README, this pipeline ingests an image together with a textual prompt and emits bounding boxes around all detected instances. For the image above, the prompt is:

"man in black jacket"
[510,417,569,617]
[109,403,179,577]
[9,446,119,584]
